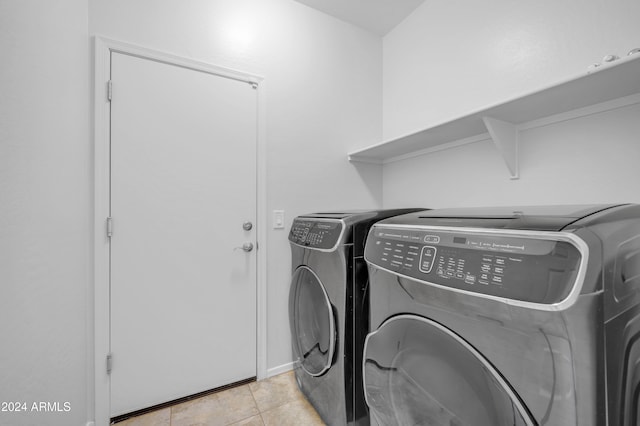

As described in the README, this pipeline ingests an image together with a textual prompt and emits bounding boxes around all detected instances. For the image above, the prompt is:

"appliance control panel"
[289,218,344,250]
[365,226,583,305]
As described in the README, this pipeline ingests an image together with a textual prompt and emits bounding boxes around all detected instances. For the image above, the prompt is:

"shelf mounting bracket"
[483,116,519,179]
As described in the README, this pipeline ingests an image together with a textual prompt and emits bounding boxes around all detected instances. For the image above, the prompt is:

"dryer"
[288,209,424,426]
[362,204,640,426]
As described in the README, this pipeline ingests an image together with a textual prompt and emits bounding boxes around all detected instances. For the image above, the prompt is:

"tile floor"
[113,371,326,426]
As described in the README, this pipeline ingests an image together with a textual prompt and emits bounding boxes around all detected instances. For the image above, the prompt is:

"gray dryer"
[363,204,640,425]
[288,209,423,425]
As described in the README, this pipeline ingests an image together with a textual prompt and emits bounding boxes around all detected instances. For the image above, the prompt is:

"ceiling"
[294,0,426,36]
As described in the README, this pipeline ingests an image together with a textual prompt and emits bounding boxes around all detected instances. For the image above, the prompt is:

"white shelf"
[348,53,640,178]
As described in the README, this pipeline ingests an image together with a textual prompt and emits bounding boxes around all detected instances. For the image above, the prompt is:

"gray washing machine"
[362,204,640,426]
[288,209,424,426]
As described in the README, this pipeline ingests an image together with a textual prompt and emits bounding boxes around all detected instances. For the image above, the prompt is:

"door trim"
[92,36,267,426]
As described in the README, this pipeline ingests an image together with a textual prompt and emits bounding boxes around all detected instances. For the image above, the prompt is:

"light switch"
[273,210,285,229]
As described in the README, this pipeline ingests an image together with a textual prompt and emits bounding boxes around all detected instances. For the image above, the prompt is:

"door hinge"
[107,80,113,102]
[106,217,113,238]
[106,353,113,375]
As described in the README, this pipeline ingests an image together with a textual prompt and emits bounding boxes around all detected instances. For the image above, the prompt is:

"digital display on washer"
[289,219,344,250]
[365,226,582,305]
[453,236,467,245]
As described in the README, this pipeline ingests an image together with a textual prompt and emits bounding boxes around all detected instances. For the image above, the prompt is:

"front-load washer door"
[363,315,536,426]
[289,266,335,376]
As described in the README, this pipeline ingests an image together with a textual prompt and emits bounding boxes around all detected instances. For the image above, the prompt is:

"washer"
[363,204,640,426]
[288,209,424,426]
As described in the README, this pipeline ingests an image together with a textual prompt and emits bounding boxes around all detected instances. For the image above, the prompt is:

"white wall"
[382,0,640,208]
[384,102,640,207]
[89,0,382,379]
[0,1,90,425]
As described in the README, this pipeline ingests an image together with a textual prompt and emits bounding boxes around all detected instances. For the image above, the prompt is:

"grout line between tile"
[226,384,263,426]
[248,382,261,413]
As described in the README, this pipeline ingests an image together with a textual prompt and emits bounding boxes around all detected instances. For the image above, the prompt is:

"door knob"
[242,221,253,231]
[234,242,254,252]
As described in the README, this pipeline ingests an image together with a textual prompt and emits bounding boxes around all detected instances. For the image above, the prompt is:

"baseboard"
[267,361,294,378]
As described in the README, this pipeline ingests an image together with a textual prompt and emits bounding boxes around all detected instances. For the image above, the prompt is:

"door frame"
[92,36,267,426]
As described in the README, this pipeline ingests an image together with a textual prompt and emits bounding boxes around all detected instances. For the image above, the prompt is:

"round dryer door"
[289,266,335,376]
[363,315,535,426]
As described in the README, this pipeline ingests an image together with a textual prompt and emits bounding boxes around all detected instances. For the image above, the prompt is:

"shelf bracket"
[482,116,519,179]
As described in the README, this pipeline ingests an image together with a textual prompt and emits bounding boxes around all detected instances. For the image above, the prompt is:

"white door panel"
[110,52,257,416]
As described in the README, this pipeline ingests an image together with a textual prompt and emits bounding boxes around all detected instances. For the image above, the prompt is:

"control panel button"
[419,246,437,274]
[423,235,441,244]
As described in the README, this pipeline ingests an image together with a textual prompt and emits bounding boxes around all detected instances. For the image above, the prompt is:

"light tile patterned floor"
[114,371,326,426]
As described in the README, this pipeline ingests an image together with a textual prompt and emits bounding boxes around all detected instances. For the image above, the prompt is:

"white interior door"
[109,52,257,417]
